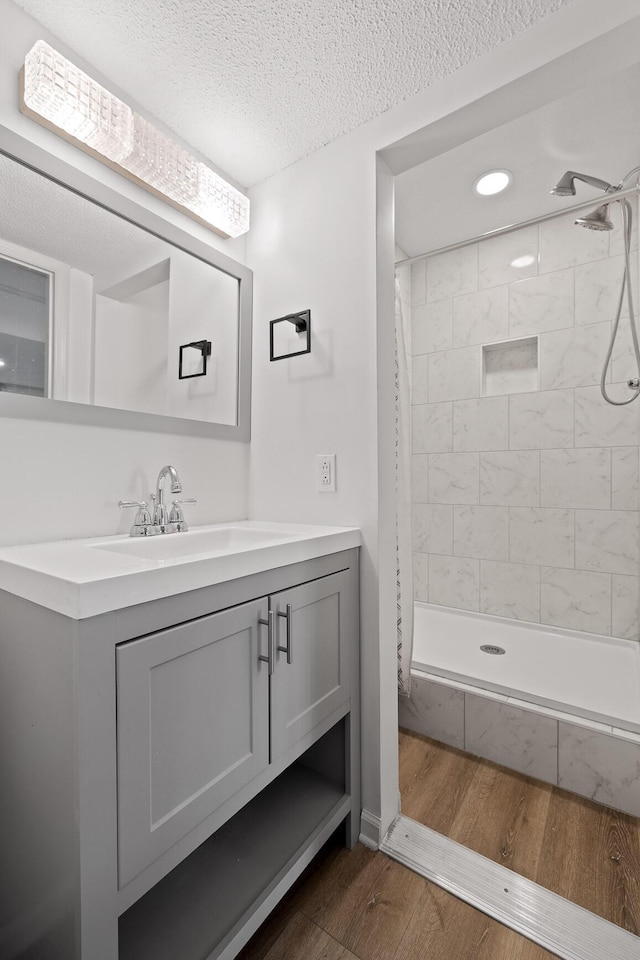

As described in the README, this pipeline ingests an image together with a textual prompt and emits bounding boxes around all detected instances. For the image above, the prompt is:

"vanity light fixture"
[474,169,513,196]
[19,40,250,239]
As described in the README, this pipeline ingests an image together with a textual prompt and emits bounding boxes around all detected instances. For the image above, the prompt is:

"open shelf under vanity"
[119,756,350,960]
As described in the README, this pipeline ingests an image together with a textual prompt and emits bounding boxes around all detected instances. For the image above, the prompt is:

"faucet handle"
[119,500,152,533]
[119,499,151,520]
[169,498,196,529]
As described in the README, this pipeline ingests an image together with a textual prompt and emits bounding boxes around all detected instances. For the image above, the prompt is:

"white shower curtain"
[395,276,414,696]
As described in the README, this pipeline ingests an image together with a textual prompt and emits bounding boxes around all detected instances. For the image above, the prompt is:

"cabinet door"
[270,570,354,761]
[116,598,269,887]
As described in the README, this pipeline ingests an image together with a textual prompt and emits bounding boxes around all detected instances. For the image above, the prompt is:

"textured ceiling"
[0,154,165,274]
[13,0,574,187]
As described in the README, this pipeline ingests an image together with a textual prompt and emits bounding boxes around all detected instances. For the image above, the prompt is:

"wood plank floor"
[399,729,640,936]
[237,725,640,960]
[236,836,559,960]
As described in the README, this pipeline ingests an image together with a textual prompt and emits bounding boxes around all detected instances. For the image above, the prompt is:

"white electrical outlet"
[316,454,336,492]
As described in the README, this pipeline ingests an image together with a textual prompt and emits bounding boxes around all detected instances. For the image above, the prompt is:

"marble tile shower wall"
[411,207,640,641]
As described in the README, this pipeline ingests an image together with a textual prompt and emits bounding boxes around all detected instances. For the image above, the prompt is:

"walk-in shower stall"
[396,184,640,820]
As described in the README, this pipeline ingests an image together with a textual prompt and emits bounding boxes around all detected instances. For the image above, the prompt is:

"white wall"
[0,0,250,547]
[94,280,170,415]
[66,268,94,403]
[166,251,239,426]
[248,141,392,840]
[0,418,248,545]
[247,0,640,840]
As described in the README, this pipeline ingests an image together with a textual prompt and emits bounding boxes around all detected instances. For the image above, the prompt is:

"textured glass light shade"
[124,115,199,205]
[23,40,134,164]
[186,164,250,240]
[21,41,250,238]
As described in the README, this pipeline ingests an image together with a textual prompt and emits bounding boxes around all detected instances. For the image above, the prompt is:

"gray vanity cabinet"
[0,547,359,960]
[270,571,352,760]
[117,569,355,889]
[116,599,270,887]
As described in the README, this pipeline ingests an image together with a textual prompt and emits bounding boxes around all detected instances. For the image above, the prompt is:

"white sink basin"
[91,525,299,561]
[0,521,360,619]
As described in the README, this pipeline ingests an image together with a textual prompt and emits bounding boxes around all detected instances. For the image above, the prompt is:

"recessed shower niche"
[482,335,539,396]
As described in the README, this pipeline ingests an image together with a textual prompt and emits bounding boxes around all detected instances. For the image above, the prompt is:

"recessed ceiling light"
[510,254,535,269]
[474,169,512,196]
[0,359,5,367]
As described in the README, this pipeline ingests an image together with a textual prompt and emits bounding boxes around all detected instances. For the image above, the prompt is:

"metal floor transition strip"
[380,815,639,960]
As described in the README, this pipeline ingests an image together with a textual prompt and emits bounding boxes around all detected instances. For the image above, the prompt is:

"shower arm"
[573,172,617,193]
[564,167,640,196]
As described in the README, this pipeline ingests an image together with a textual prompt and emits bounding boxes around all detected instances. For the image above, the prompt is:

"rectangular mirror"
[0,127,252,439]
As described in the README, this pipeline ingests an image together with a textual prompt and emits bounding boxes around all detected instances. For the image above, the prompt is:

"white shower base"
[412,602,640,733]
[399,602,640,817]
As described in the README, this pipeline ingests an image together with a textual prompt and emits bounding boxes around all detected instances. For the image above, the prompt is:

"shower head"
[550,170,615,197]
[574,203,614,231]
[550,171,578,197]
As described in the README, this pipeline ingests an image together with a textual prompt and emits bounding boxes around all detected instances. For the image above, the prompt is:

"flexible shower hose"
[600,197,640,405]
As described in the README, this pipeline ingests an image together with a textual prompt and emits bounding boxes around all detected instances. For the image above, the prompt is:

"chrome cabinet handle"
[258,610,275,675]
[277,603,293,664]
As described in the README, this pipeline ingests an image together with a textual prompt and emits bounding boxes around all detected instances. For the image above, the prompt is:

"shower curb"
[381,815,639,960]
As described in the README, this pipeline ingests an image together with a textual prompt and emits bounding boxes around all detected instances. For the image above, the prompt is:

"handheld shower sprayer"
[550,165,640,405]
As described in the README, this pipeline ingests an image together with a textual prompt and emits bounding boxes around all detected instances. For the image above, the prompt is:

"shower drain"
[480,644,506,655]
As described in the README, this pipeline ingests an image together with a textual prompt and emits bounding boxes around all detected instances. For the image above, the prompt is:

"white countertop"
[0,521,361,620]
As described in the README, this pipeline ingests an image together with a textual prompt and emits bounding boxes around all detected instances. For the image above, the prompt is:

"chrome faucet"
[119,465,196,536]
[152,465,182,531]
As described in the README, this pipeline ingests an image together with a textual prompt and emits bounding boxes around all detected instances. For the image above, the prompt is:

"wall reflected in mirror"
[0,152,240,425]
[0,256,49,396]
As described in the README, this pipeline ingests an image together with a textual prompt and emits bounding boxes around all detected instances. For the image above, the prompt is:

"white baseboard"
[359,809,382,850]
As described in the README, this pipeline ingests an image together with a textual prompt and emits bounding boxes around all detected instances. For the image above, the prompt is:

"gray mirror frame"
[0,125,252,440]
